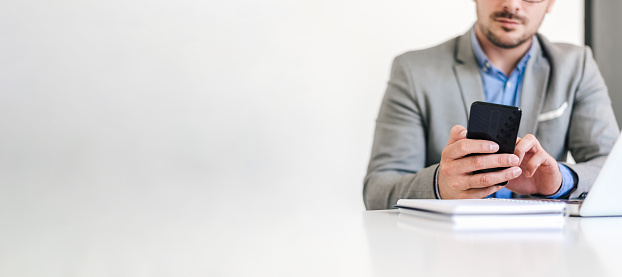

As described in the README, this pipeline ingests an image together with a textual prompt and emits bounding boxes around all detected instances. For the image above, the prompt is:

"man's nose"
[500,0,522,13]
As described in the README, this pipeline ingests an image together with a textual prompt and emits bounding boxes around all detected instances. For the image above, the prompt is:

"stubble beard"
[480,10,532,49]
[482,26,532,49]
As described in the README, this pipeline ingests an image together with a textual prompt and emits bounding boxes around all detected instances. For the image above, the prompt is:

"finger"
[523,149,551,177]
[444,139,499,160]
[463,185,505,199]
[514,134,539,163]
[457,153,520,173]
[466,167,523,189]
[446,125,467,146]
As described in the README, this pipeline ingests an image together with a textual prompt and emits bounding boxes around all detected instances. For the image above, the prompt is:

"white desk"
[364,210,622,277]
[1,191,621,277]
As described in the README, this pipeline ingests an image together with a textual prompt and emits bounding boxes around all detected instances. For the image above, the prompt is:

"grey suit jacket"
[364,30,620,210]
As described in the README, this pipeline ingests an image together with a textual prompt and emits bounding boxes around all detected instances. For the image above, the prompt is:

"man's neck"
[474,28,533,76]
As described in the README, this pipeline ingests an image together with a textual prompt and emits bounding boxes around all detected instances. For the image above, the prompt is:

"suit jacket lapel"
[453,30,484,118]
[518,37,550,137]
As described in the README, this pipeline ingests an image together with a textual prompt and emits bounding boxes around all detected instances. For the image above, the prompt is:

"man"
[364,0,620,210]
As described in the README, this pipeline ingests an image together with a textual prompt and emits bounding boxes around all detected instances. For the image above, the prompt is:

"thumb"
[446,125,467,146]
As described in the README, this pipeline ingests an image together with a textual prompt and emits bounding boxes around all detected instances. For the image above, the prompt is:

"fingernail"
[491,143,499,152]
[513,168,522,177]
[509,155,519,166]
[460,130,467,138]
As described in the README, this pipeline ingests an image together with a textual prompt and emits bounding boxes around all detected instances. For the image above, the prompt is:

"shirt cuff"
[545,163,577,199]
[434,165,442,199]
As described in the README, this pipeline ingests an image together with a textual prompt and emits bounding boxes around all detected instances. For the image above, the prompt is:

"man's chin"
[486,32,530,49]
[494,39,524,49]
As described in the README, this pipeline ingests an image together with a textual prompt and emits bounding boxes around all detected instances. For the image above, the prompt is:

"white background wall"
[0,0,581,223]
[0,1,584,275]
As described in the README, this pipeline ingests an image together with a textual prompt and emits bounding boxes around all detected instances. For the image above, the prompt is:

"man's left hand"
[505,134,562,196]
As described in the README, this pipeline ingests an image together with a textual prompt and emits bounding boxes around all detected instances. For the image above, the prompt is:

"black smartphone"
[466,101,522,178]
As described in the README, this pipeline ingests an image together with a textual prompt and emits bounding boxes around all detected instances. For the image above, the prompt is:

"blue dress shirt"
[470,30,576,199]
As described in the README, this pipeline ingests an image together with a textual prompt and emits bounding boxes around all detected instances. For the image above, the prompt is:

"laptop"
[549,132,622,217]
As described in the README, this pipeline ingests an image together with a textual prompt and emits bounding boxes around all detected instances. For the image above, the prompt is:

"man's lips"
[496,18,521,29]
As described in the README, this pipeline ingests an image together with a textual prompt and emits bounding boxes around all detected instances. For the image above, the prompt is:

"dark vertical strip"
[584,0,593,48]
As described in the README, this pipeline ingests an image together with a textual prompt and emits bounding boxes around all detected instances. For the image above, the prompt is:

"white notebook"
[395,199,568,215]
[395,199,568,231]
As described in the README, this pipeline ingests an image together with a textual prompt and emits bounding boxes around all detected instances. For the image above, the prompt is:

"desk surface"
[1,191,621,277]
[363,210,620,277]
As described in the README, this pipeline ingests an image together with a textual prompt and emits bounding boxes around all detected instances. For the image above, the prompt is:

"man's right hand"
[437,125,523,199]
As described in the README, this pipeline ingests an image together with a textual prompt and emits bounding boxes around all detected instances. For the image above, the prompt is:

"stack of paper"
[395,199,568,231]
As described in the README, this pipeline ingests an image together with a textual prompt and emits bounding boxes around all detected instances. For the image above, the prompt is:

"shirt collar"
[470,27,536,75]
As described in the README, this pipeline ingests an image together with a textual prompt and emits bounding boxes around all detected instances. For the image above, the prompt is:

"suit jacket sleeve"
[363,56,438,210]
[562,47,620,199]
